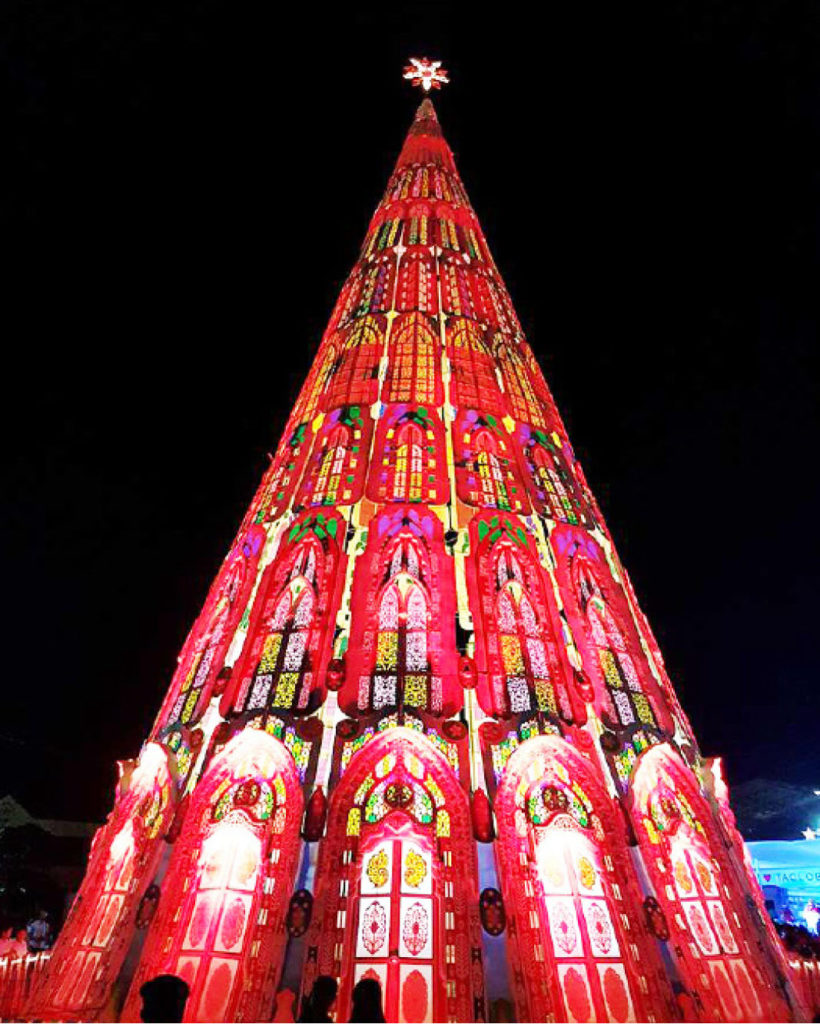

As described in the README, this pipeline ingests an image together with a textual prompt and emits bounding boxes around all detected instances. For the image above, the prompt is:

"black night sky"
[3,3,818,831]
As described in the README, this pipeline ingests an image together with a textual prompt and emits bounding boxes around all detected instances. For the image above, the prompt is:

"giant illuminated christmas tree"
[31,63,803,1023]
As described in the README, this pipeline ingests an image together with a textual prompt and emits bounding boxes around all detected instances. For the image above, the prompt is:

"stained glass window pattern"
[378,421,438,504]
[295,343,338,426]
[666,833,748,1014]
[458,423,526,512]
[168,561,244,728]
[61,750,173,1011]
[310,425,349,507]
[440,261,475,318]
[581,570,656,730]
[353,835,436,1023]
[530,442,586,525]
[448,320,503,414]
[246,546,319,712]
[495,337,546,428]
[151,738,295,1024]
[326,317,383,409]
[495,548,557,716]
[384,313,440,405]
[364,538,437,713]
[396,254,437,314]
[475,431,511,510]
[534,827,636,1022]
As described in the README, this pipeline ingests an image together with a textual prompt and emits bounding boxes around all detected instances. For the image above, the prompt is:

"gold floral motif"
[404,848,427,889]
[366,848,389,889]
[578,855,597,890]
[673,858,693,894]
[695,860,713,893]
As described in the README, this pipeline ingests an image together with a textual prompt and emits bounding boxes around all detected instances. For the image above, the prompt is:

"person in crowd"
[25,909,53,952]
[0,927,14,958]
[139,974,190,1023]
[10,929,28,957]
[802,899,820,935]
[349,977,385,1023]
[298,975,338,1023]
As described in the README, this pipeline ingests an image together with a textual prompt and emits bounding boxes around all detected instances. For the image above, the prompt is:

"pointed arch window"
[474,431,511,511]
[128,736,301,1023]
[580,569,656,729]
[406,202,431,246]
[531,443,586,524]
[384,314,439,404]
[635,758,766,1022]
[295,344,338,424]
[364,538,438,713]
[247,545,319,712]
[448,322,502,413]
[527,779,639,1023]
[495,547,557,715]
[327,317,382,409]
[391,423,425,502]
[169,561,244,727]
[310,425,349,507]
[397,255,437,315]
[496,338,546,427]
[355,259,393,317]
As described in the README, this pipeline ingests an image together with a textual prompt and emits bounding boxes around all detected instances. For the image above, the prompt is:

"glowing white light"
[802,827,817,841]
[403,57,449,93]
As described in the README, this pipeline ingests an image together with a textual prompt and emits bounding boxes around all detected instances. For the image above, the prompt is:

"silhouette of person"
[349,977,386,1023]
[139,974,190,1023]
[298,975,338,1023]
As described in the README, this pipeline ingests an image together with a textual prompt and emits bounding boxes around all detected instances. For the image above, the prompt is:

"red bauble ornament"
[303,787,327,842]
[459,655,477,688]
[573,669,595,702]
[472,788,494,842]
[326,656,345,691]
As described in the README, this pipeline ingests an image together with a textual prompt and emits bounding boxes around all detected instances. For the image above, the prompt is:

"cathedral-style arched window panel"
[495,550,554,715]
[326,317,383,409]
[368,412,447,506]
[495,337,547,427]
[631,747,783,1023]
[166,557,248,729]
[370,569,435,713]
[456,417,529,514]
[309,425,349,507]
[406,201,431,246]
[435,203,460,251]
[468,527,574,722]
[305,735,480,1024]
[123,732,303,1024]
[579,567,657,730]
[294,342,338,425]
[396,254,438,314]
[245,560,317,712]
[392,423,425,502]
[532,444,575,520]
[474,430,511,510]
[495,738,650,1023]
[355,257,393,317]
[363,206,404,257]
[448,320,503,413]
[525,436,592,526]
[440,260,474,318]
[33,745,174,1019]
[383,313,440,405]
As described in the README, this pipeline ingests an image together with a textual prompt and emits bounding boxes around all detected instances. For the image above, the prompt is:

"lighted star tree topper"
[403,56,449,92]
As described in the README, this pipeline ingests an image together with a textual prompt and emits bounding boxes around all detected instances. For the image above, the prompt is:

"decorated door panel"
[535,828,636,1023]
[353,833,437,1023]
